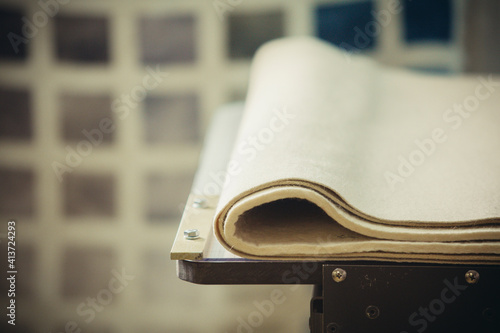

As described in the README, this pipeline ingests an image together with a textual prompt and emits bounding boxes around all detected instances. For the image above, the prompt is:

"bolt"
[184,229,200,240]
[482,308,495,321]
[326,322,339,332]
[465,270,480,284]
[332,268,347,282]
[193,198,208,209]
[365,305,380,319]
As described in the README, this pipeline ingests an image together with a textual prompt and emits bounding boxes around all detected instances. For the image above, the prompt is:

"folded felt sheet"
[213,37,500,263]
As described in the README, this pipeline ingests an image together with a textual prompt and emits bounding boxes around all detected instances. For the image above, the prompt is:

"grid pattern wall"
[1,0,496,332]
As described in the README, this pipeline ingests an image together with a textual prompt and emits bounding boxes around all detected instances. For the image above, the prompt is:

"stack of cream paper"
[213,37,500,263]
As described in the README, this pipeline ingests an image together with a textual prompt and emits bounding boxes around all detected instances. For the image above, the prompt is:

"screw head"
[193,198,208,209]
[332,268,347,282]
[326,322,339,332]
[365,305,380,319]
[184,229,200,240]
[465,270,480,284]
[482,307,496,321]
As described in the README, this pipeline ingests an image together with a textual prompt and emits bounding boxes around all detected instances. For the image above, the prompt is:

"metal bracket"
[310,264,500,333]
[170,194,218,260]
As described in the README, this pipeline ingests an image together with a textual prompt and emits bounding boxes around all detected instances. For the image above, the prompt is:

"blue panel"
[316,1,376,51]
[403,0,452,43]
[408,66,452,75]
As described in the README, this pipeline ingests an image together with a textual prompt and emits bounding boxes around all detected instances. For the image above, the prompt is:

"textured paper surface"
[213,37,500,263]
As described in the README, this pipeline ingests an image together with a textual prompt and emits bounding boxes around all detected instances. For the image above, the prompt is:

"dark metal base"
[312,264,500,333]
[177,260,500,332]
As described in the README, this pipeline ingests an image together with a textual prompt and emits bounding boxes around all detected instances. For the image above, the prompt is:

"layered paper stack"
[211,37,500,263]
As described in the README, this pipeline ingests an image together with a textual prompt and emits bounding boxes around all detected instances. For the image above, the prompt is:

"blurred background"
[0,0,498,332]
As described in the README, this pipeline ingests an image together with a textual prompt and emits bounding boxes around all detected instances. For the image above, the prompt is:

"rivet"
[192,198,208,209]
[184,229,200,240]
[332,268,347,283]
[465,270,479,284]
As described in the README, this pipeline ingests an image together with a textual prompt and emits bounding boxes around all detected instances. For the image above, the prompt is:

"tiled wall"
[0,0,498,332]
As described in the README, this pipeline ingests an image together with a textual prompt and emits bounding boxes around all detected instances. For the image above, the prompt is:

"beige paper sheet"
[213,37,500,263]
